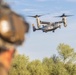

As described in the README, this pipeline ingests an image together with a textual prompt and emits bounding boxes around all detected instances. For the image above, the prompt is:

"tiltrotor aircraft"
[28,13,72,32]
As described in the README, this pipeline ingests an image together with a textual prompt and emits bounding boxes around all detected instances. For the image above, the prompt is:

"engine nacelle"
[62,17,67,27]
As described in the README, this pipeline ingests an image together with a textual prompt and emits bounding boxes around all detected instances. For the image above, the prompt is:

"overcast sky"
[6,0,76,60]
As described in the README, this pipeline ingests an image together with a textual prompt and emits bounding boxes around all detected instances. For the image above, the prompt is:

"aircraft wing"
[40,21,50,25]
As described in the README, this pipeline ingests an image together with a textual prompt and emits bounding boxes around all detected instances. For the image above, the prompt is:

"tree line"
[9,43,76,75]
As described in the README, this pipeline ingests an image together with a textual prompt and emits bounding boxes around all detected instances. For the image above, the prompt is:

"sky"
[6,0,76,60]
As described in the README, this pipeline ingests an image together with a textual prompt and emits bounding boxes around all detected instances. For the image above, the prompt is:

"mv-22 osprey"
[28,13,72,32]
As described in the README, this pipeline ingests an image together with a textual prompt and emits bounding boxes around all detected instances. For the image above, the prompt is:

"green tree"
[51,60,69,75]
[65,64,76,75]
[57,43,76,75]
[43,55,69,75]
[27,60,48,75]
[42,57,54,75]
[57,43,76,63]
[8,43,76,75]
[8,55,30,75]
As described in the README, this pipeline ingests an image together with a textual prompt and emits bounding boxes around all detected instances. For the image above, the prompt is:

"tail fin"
[32,24,36,32]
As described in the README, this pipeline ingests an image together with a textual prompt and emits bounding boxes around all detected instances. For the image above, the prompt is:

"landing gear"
[59,25,61,29]
[53,30,55,32]
[42,30,47,33]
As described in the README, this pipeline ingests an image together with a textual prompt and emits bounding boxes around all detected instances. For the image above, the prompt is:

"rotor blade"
[54,13,73,17]
[27,15,39,18]
[62,13,73,17]
[34,13,50,17]
[27,16,36,18]
[27,13,50,18]
[60,14,73,17]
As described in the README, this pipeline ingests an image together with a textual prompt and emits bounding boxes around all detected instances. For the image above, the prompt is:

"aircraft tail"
[32,24,36,32]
